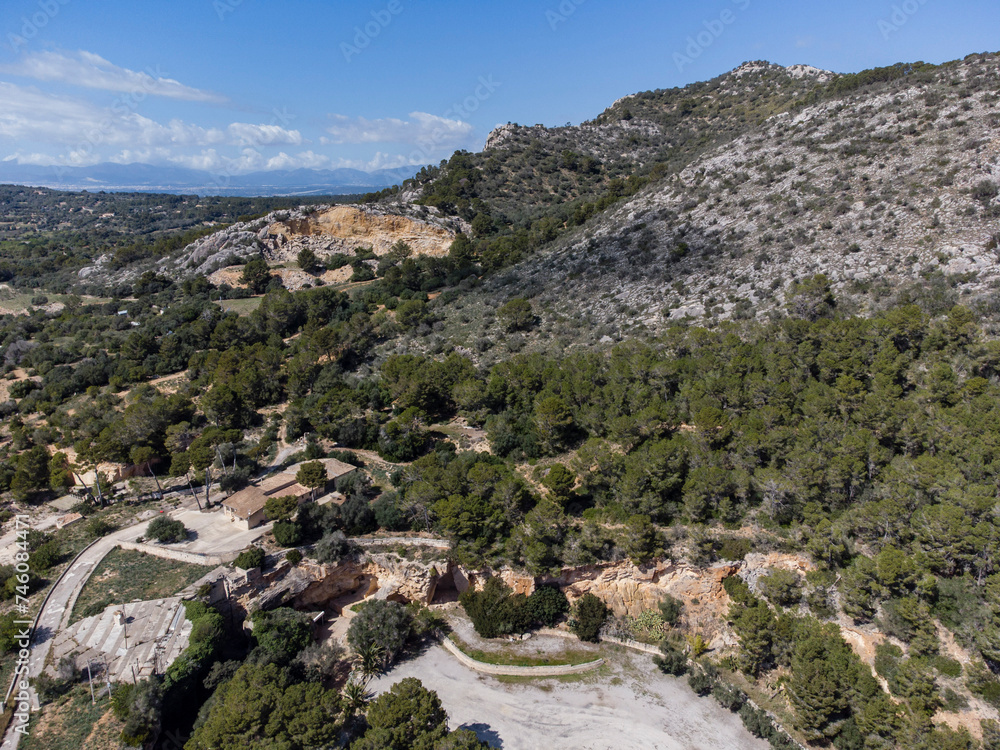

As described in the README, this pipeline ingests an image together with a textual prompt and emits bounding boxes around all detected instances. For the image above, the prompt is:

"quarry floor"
[368,643,768,750]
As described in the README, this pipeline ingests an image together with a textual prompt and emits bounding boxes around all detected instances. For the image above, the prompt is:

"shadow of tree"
[460,722,504,748]
[32,624,54,645]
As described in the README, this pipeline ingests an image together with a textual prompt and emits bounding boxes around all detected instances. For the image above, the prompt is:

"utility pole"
[103,655,112,697]
[87,660,95,704]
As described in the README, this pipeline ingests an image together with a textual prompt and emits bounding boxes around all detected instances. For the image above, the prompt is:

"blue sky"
[0,0,996,175]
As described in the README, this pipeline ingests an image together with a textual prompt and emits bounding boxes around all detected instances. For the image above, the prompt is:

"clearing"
[370,643,768,750]
[70,547,212,624]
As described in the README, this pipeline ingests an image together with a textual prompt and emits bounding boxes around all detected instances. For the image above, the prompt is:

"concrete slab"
[58,597,190,683]
[159,508,265,556]
[49,495,80,512]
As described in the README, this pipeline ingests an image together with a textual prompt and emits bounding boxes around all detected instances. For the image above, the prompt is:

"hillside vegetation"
[3,51,1000,750]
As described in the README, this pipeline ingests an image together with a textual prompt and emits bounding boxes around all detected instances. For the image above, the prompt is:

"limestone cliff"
[265,205,458,260]
[157,203,467,282]
[452,560,741,645]
[224,550,808,651]
[226,551,447,614]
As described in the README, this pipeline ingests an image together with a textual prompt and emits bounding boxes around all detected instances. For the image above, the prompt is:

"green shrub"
[711,680,747,712]
[314,530,353,564]
[655,639,688,676]
[658,594,683,625]
[111,678,163,747]
[233,546,265,570]
[264,494,299,521]
[759,569,803,607]
[372,492,407,531]
[286,549,303,565]
[86,517,116,537]
[28,540,61,571]
[716,537,752,561]
[459,577,530,639]
[525,585,569,627]
[497,298,535,332]
[146,516,187,543]
[933,655,963,678]
[250,607,312,665]
[569,593,608,643]
[347,599,413,669]
[723,575,754,606]
[874,642,903,682]
[272,520,302,547]
[189,609,224,649]
[687,661,718,696]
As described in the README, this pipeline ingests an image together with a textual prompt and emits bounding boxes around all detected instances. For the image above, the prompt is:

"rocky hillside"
[392,62,833,227]
[77,202,466,285]
[72,53,1000,338]
[412,52,1000,344]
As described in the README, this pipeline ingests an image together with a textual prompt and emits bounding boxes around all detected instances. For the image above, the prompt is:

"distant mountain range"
[0,162,420,196]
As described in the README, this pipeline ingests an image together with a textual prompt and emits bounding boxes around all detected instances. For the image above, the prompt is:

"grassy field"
[21,685,123,750]
[0,289,111,315]
[70,548,212,624]
[213,296,263,316]
[494,665,612,685]
[447,633,600,668]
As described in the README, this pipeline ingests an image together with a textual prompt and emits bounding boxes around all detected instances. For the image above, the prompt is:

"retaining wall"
[441,637,603,677]
[117,541,236,567]
[534,627,662,655]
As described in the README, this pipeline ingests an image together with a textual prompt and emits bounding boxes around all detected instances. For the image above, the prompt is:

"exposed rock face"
[265,205,458,261]
[230,552,809,651]
[230,552,446,613]
[740,552,814,594]
[152,204,467,282]
[552,560,740,640]
[364,552,444,604]
[484,123,531,151]
[454,559,741,644]
[289,559,379,609]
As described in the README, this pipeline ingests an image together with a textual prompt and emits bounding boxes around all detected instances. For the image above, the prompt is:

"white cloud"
[0,50,225,103]
[0,83,308,171]
[227,122,302,148]
[264,151,330,170]
[0,82,225,150]
[325,111,474,150]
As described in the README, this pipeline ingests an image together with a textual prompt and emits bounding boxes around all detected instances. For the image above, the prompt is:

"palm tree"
[342,677,371,716]
[356,642,385,682]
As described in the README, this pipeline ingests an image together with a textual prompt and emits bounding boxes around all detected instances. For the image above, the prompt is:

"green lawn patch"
[448,633,599,668]
[214,297,263,316]
[70,548,212,624]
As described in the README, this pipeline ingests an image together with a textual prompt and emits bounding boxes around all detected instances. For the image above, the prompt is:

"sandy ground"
[369,645,768,750]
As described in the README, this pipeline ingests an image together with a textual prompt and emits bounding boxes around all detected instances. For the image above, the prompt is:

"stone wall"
[117,541,236,567]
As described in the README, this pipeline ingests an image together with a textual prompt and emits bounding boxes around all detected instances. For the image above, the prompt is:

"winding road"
[1,519,148,749]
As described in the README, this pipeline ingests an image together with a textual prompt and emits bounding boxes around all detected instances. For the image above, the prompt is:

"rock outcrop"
[224,550,806,650]
[226,551,448,614]
[453,559,742,644]
[154,203,467,282]
[265,205,459,261]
